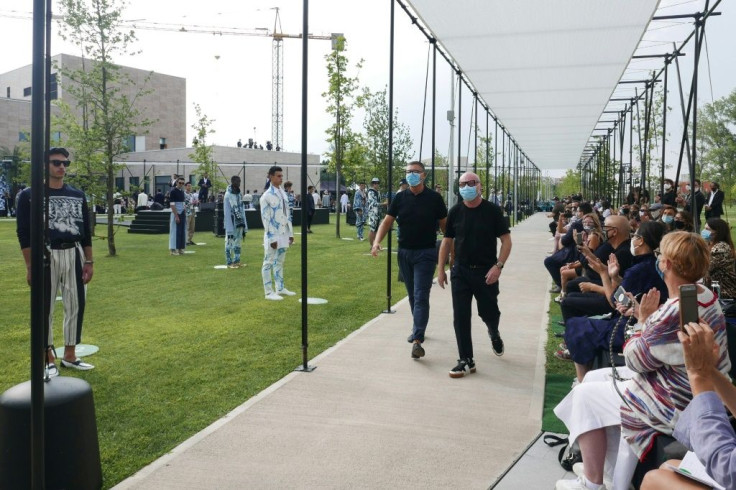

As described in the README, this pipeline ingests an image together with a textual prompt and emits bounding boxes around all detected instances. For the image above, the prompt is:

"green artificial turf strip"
[542,298,576,433]
[0,216,403,488]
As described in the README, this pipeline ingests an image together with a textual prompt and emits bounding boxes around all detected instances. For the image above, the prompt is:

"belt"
[50,241,79,250]
[459,262,490,270]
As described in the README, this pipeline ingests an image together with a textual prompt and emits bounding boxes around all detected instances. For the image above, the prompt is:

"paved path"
[114,212,554,489]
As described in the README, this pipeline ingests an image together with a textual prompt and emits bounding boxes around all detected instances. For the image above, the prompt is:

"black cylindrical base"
[0,377,102,490]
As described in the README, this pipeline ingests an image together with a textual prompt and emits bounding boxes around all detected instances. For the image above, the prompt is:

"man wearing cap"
[372,161,448,360]
[367,177,382,247]
[16,147,95,375]
[438,171,511,378]
[353,182,367,240]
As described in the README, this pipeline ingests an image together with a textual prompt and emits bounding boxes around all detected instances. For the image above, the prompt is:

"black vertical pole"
[296,0,314,372]
[661,59,669,193]
[629,105,634,191]
[473,93,478,173]
[691,18,700,232]
[430,39,436,189]
[30,0,47,487]
[485,110,489,196]
[384,0,394,313]
[456,73,462,189]
[494,119,498,201]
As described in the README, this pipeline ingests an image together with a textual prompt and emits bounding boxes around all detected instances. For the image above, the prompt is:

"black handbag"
[544,434,582,471]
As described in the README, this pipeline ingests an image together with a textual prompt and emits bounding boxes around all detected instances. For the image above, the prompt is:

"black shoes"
[407,333,414,343]
[449,358,476,378]
[411,341,425,359]
[489,332,505,357]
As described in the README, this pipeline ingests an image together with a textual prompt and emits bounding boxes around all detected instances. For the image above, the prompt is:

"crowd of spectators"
[545,187,736,490]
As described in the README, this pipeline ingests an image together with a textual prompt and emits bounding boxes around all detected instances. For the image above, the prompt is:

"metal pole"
[691,17,701,232]
[295,0,314,372]
[661,59,669,194]
[335,43,341,239]
[430,39,436,189]
[30,0,48,486]
[494,119,498,202]
[485,110,489,197]
[456,72,462,203]
[473,93,478,173]
[384,0,395,314]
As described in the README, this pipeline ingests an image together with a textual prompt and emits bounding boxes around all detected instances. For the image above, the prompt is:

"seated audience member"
[660,178,677,206]
[555,231,729,490]
[648,203,662,221]
[641,321,733,490]
[675,210,695,232]
[702,217,736,299]
[545,202,593,293]
[659,205,676,231]
[558,221,666,376]
[556,213,604,301]
[558,215,634,322]
[638,204,652,223]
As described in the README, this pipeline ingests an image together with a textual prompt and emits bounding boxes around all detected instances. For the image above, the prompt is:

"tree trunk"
[107,160,116,256]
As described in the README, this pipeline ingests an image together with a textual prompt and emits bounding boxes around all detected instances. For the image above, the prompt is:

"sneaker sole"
[411,345,425,359]
[449,371,465,378]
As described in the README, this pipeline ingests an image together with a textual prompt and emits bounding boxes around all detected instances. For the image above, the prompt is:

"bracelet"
[84,260,94,265]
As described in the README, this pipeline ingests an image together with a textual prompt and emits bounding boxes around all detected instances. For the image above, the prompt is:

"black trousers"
[451,264,500,360]
[561,292,613,322]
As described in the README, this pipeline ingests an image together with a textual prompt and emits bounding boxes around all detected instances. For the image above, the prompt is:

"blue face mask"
[655,257,665,281]
[662,215,674,224]
[406,172,422,187]
[701,229,712,241]
[459,185,478,201]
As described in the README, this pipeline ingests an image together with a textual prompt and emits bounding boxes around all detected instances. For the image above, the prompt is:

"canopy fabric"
[407,0,660,169]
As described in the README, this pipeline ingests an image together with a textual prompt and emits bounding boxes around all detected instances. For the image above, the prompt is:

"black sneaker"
[489,334,504,356]
[407,333,414,343]
[449,358,476,378]
[411,342,425,359]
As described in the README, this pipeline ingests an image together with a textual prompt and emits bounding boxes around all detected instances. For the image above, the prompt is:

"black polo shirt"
[387,186,447,250]
[445,200,509,267]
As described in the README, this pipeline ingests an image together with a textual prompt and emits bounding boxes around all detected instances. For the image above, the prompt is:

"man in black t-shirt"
[438,171,512,378]
[371,161,447,360]
[16,147,95,375]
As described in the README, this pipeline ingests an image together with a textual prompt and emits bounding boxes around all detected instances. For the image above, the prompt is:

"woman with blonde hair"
[555,231,730,490]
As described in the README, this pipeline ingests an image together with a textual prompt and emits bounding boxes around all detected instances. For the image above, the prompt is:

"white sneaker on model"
[265,292,284,301]
[277,288,296,296]
[555,475,607,490]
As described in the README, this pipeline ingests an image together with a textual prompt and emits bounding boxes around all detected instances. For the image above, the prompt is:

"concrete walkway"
[114,212,554,489]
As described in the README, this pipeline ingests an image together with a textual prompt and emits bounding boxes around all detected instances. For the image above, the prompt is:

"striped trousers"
[44,245,87,347]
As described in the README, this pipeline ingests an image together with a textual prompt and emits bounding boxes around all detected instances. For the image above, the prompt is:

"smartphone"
[679,284,699,331]
[614,286,630,307]
[575,231,583,246]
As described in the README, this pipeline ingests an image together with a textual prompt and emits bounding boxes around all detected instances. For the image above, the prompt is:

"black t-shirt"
[445,200,509,266]
[169,187,185,203]
[386,186,447,249]
[16,184,91,249]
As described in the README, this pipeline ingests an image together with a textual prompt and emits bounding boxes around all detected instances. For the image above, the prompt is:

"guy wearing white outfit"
[260,166,295,300]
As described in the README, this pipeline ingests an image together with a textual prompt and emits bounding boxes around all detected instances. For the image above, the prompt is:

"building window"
[19,132,29,142]
[49,73,58,101]
[5,87,9,98]
[129,176,140,189]
[159,137,167,150]
[23,87,32,97]
[115,177,124,191]
[52,131,62,143]
[124,135,135,152]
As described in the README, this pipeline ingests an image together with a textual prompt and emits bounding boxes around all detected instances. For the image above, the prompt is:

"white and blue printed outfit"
[260,185,293,295]
[353,189,366,239]
[223,186,248,265]
[168,186,186,250]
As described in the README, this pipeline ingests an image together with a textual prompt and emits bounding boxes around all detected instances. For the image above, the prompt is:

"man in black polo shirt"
[371,161,447,360]
[438,171,512,378]
[16,147,95,375]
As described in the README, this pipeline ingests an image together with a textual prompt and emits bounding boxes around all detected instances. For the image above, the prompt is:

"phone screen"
[679,284,699,331]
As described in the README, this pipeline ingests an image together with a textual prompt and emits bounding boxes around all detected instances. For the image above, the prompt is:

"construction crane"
[0,7,342,151]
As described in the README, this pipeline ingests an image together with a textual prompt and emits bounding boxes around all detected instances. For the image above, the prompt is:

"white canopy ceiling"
[407,0,661,169]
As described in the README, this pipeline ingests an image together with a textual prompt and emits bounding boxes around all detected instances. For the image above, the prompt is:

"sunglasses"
[458,180,477,188]
[50,159,71,167]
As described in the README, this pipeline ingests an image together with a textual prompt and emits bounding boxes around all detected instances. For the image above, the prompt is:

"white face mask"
[630,241,638,256]
[664,183,671,191]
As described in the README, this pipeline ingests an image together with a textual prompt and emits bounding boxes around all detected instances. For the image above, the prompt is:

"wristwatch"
[496,261,504,269]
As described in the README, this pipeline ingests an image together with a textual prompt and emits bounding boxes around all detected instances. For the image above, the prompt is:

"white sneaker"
[277,288,296,296]
[572,463,614,489]
[265,292,284,301]
[46,363,59,378]
[556,475,607,490]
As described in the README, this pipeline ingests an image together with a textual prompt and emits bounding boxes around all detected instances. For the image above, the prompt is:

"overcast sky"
[1,0,734,177]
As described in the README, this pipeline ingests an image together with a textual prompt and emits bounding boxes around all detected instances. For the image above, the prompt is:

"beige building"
[117,146,321,198]
[0,53,185,152]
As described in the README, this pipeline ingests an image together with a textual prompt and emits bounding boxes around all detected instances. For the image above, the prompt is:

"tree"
[189,103,221,194]
[556,169,582,198]
[55,0,153,256]
[322,37,365,189]
[357,87,414,184]
[698,89,736,195]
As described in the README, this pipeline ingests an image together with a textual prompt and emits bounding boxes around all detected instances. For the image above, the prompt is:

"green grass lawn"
[0,215,403,488]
